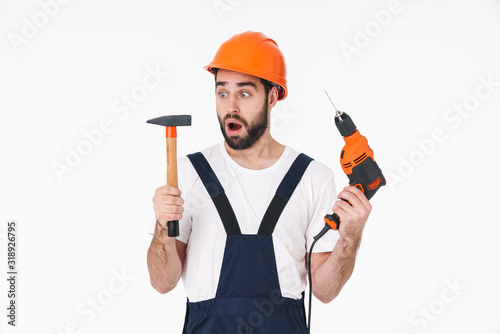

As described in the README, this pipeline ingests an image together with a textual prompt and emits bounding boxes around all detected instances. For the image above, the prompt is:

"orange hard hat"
[205,31,288,100]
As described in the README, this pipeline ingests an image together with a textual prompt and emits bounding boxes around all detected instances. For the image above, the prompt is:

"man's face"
[215,69,269,150]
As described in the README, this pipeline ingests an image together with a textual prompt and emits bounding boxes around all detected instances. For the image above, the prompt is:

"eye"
[218,91,227,98]
[240,92,250,98]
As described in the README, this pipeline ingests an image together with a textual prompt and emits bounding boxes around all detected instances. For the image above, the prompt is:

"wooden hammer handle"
[166,137,178,188]
[165,136,179,237]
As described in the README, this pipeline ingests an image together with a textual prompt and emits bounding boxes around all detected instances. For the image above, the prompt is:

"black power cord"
[307,224,331,334]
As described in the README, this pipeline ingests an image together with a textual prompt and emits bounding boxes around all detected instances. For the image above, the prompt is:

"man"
[147,31,372,333]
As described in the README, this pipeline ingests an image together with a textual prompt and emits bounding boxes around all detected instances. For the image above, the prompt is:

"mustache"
[223,114,249,127]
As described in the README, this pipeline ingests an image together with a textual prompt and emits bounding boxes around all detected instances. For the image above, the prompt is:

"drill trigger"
[353,183,364,193]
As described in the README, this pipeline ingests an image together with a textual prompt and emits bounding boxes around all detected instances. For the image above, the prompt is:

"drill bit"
[324,90,342,117]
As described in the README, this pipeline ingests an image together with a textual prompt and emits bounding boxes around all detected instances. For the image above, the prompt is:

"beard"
[217,96,269,150]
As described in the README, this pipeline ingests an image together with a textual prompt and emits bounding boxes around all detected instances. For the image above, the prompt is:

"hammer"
[147,114,192,237]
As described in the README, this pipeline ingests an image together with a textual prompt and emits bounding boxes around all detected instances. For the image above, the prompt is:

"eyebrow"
[216,81,258,89]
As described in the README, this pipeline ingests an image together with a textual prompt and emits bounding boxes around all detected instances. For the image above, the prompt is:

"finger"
[154,185,169,195]
[337,189,363,209]
[344,186,371,210]
[155,185,181,196]
[333,199,354,214]
[156,204,184,214]
[338,191,370,219]
[152,194,184,206]
[154,204,184,217]
[331,205,348,226]
[332,202,348,217]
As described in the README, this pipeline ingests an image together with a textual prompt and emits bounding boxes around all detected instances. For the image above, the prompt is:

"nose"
[227,94,239,114]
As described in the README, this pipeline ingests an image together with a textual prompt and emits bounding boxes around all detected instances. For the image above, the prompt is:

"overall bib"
[183,152,313,334]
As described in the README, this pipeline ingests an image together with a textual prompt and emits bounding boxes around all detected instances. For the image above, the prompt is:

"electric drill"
[317,91,386,237]
[307,91,386,334]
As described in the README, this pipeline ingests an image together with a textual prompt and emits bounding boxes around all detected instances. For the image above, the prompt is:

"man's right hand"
[148,185,186,293]
[152,185,185,231]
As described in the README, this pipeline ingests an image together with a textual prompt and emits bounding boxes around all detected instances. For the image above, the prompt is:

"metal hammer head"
[147,115,191,137]
[147,115,191,127]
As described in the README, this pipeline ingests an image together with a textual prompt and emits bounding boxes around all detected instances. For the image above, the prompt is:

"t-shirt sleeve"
[306,164,339,253]
[147,156,193,245]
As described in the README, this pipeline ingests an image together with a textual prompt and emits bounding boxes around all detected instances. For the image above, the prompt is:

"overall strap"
[187,152,241,236]
[258,153,313,235]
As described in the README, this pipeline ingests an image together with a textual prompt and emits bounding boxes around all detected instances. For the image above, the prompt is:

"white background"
[1,0,500,333]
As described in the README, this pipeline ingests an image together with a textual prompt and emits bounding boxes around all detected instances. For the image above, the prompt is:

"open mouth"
[228,122,242,131]
[226,119,243,135]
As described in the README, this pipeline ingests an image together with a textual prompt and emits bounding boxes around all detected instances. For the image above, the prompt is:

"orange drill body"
[322,108,386,231]
[340,130,373,175]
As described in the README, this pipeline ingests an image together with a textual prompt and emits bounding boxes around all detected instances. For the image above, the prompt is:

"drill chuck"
[335,111,357,137]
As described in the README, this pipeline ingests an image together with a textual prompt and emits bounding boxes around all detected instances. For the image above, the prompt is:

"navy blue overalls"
[183,152,313,334]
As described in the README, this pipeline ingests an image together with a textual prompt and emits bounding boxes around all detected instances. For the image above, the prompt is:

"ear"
[268,86,279,108]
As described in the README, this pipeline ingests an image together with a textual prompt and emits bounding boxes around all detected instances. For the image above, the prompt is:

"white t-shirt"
[148,142,339,302]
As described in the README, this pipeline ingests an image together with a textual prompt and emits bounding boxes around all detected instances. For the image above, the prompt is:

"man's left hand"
[331,186,372,245]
